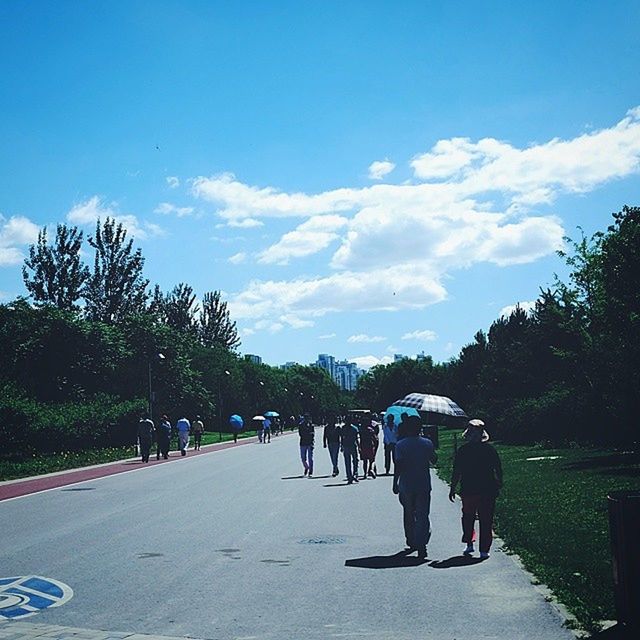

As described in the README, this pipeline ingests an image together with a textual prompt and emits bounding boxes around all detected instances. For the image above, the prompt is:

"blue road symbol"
[0,576,73,620]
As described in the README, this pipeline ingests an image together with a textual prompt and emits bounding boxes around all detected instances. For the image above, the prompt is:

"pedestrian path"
[0,436,262,502]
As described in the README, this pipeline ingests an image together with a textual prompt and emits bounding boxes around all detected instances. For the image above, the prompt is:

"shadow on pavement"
[429,555,485,568]
[323,482,351,487]
[281,475,305,480]
[345,551,428,569]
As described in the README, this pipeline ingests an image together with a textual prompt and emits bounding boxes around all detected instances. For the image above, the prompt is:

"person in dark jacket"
[137,413,154,463]
[156,414,172,460]
[341,420,360,484]
[298,416,315,477]
[323,418,342,477]
[449,419,503,559]
[393,415,437,558]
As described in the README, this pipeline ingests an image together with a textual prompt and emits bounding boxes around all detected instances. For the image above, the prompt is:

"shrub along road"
[1,430,573,639]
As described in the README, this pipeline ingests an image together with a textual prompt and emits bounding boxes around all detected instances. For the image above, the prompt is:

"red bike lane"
[0,436,259,502]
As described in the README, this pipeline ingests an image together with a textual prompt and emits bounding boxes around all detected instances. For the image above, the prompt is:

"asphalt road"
[1,431,574,639]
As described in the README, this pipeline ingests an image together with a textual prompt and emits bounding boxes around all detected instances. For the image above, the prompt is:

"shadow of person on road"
[429,555,485,569]
[280,475,306,480]
[323,482,351,487]
[345,550,428,569]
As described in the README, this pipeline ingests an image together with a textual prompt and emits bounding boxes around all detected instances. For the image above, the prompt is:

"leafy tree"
[84,218,149,323]
[198,290,240,351]
[149,283,199,334]
[22,224,88,310]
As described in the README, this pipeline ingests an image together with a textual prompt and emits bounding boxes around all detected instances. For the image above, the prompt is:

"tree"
[156,283,199,333]
[198,290,240,351]
[22,224,88,310]
[84,218,149,323]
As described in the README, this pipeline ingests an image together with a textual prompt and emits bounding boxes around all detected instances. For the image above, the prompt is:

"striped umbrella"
[393,393,467,417]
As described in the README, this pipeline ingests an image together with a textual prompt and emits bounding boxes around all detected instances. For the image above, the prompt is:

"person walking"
[359,418,379,479]
[156,414,172,460]
[383,413,398,475]
[137,413,154,463]
[192,415,204,451]
[323,418,342,477]
[263,417,271,443]
[449,419,503,560]
[393,415,437,559]
[298,416,315,477]
[176,416,191,456]
[341,419,360,484]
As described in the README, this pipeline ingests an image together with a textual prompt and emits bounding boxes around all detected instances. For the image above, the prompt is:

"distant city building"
[316,353,336,379]
[315,353,362,391]
[394,353,406,362]
[416,351,428,362]
[280,361,298,369]
[245,354,262,365]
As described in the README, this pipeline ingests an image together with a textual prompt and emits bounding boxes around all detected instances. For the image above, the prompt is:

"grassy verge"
[434,429,639,633]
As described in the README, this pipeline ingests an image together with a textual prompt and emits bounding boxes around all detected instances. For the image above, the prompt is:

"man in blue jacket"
[393,415,437,559]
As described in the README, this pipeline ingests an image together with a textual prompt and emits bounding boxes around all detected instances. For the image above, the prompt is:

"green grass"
[435,429,640,633]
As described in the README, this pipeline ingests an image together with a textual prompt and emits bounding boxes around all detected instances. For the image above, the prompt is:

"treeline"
[1,218,344,456]
[356,205,639,447]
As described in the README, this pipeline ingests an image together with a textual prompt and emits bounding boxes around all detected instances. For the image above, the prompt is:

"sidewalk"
[0,436,260,502]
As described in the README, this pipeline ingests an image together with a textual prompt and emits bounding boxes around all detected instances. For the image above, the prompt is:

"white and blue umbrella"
[393,393,467,417]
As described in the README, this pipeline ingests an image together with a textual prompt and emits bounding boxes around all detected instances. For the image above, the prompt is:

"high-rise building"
[245,354,262,365]
[394,353,406,362]
[316,353,336,379]
[334,359,362,391]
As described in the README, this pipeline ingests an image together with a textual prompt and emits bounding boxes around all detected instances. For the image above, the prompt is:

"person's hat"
[463,418,489,442]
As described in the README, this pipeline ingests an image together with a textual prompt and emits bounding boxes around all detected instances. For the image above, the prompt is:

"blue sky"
[1,1,639,368]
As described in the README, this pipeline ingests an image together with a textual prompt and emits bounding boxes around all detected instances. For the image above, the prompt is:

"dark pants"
[194,432,202,450]
[343,446,358,482]
[461,494,496,553]
[139,436,152,463]
[156,434,170,459]
[327,442,340,472]
[384,443,396,474]
[399,491,431,550]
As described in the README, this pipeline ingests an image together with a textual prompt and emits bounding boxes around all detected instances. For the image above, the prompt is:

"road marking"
[0,576,73,620]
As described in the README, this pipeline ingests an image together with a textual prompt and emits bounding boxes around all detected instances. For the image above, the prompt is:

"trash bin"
[608,490,640,629]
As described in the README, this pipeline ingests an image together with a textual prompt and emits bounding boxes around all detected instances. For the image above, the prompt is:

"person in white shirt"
[383,414,398,475]
[176,417,191,456]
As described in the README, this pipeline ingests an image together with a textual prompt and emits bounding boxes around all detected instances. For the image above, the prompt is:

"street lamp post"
[148,352,166,421]
[218,369,231,441]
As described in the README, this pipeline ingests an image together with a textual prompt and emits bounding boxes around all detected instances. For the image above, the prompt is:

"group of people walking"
[136,413,205,462]
[298,412,503,561]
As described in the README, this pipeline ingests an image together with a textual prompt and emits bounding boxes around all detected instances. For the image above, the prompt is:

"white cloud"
[195,108,640,329]
[67,196,162,240]
[258,215,348,265]
[401,329,437,341]
[0,215,40,266]
[348,334,387,343]
[228,252,247,265]
[227,218,264,229]
[368,159,396,180]
[318,332,336,339]
[348,355,393,369]
[499,300,537,318]
[154,202,194,217]
[166,176,180,189]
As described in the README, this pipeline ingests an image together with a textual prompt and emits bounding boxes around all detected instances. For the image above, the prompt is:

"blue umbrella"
[384,405,420,424]
[264,411,279,417]
[229,414,244,430]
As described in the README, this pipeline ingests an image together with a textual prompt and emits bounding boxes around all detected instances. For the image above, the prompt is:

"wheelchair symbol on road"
[0,576,73,620]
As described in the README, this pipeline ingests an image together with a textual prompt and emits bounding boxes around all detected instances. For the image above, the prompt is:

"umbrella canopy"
[384,405,420,423]
[264,411,279,417]
[393,393,467,417]
[252,415,266,421]
[229,414,244,430]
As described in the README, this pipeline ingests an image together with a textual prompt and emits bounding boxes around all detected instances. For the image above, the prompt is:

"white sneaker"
[480,551,490,559]
[463,544,474,555]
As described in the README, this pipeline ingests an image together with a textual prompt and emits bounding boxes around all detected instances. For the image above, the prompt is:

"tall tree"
[84,218,149,323]
[198,290,240,351]
[22,224,88,310]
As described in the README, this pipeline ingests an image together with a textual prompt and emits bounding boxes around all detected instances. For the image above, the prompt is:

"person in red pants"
[449,419,503,559]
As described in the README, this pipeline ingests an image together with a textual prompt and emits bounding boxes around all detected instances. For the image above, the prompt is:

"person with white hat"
[448,419,503,559]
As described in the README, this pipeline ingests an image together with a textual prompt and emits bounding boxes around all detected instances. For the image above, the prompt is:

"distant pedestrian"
[156,414,171,460]
[192,415,204,450]
[449,419,503,559]
[393,415,437,559]
[383,414,397,474]
[176,416,191,456]
[263,417,271,443]
[256,420,264,443]
[359,418,379,479]
[137,413,154,463]
[341,419,360,484]
[323,418,342,477]
[298,417,315,477]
